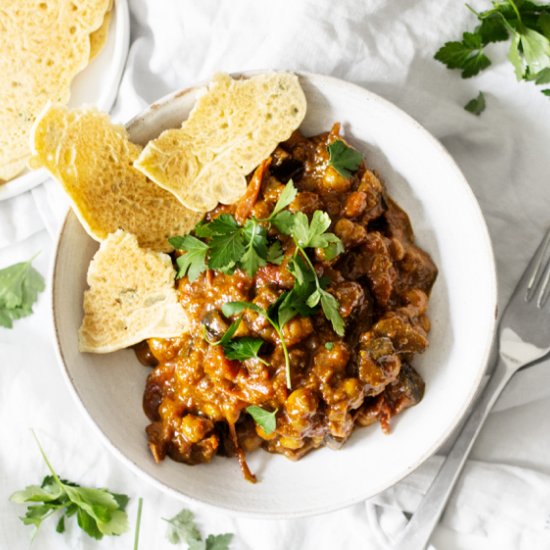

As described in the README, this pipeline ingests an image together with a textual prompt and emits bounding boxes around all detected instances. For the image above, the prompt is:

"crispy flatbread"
[30,105,204,251]
[79,230,188,353]
[134,72,307,212]
[0,0,111,182]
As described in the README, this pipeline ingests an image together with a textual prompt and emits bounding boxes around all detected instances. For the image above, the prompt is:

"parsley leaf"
[464,91,487,115]
[164,508,233,549]
[246,405,278,435]
[327,140,363,178]
[269,179,298,218]
[170,235,208,282]
[240,220,268,276]
[10,433,129,540]
[542,88,550,95]
[434,32,492,77]
[0,256,45,328]
[324,342,334,350]
[223,337,268,364]
[266,241,284,264]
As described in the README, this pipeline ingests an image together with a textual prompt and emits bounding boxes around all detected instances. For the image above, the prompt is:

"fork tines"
[526,227,550,308]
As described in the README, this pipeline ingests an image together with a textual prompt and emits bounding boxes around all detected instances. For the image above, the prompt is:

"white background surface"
[1,0,550,549]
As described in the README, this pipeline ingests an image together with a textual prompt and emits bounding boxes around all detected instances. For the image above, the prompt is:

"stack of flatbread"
[0,0,113,183]
[31,72,307,353]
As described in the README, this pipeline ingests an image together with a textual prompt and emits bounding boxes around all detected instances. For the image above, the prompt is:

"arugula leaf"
[434,32,492,77]
[0,257,45,328]
[327,140,363,178]
[171,235,209,282]
[10,433,129,540]
[246,405,278,435]
[464,91,487,115]
[223,337,267,364]
[164,508,233,549]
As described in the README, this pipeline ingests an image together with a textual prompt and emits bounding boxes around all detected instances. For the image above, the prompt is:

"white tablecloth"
[2,1,550,548]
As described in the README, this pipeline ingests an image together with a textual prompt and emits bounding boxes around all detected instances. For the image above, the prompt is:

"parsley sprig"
[435,0,550,111]
[164,508,233,549]
[246,405,278,435]
[171,179,347,388]
[0,256,45,328]
[10,433,129,540]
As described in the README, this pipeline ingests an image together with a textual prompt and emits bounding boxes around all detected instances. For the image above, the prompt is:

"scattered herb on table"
[9,433,129,540]
[134,497,143,550]
[0,256,45,328]
[245,405,278,435]
[164,508,233,549]
[435,0,550,112]
[464,90,487,114]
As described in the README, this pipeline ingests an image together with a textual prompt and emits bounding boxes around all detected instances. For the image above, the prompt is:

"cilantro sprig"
[164,508,233,549]
[10,433,129,540]
[0,256,45,328]
[435,0,550,110]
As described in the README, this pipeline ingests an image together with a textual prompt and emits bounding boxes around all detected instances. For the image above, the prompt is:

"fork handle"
[393,360,513,550]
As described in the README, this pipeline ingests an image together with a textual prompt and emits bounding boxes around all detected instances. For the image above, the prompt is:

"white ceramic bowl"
[52,72,497,518]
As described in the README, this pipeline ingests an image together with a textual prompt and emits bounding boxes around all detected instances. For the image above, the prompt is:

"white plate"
[51,72,497,518]
[0,0,130,202]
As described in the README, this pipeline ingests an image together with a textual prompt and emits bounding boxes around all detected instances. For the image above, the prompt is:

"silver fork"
[393,227,550,550]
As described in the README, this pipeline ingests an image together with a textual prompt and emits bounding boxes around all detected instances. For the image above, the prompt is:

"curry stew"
[136,125,437,482]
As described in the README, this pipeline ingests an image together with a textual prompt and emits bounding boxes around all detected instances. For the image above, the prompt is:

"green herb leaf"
[324,342,334,350]
[171,235,209,282]
[164,508,234,548]
[10,433,129,540]
[269,179,298,218]
[319,289,345,337]
[327,140,363,178]
[240,220,268,276]
[434,32,492,78]
[222,337,267,363]
[206,533,234,550]
[271,210,295,235]
[246,405,278,435]
[208,228,245,272]
[478,13,510,44]
[222,301,264,317]
[521,27,550,75]
[0,257,45,328]
[542,88,550,95]
[164,509,201,545]
[266,241,284,264]
[464,91,487,115]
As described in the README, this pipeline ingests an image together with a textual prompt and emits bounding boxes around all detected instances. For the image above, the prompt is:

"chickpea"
[322,165,352,193]
[285,388,318,418]
[343,191,367,218]
[179,415,213,444]
[334,218,367,248]
[283,317,314,346]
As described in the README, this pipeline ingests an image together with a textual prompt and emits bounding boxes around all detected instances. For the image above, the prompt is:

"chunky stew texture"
[136,125,438,482]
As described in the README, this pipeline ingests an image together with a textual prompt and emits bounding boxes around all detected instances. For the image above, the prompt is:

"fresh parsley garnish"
[327,140,363,178]
[10,433,129,540]
[172,179,347,388]
[168,235,208,282]
[164,508,233,549]
[324,342,334,350]
[435,0,550,109]
[246,405,278,435]
[0,256,45,328]
[464,90,487,115]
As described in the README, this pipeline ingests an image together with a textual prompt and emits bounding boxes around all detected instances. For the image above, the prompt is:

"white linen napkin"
[2,0,550,549]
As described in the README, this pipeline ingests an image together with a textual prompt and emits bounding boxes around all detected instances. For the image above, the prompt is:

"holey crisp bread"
[134,73,307,212]
[30,105,204,251]
[0,0,111,182]
[79,230,188,353]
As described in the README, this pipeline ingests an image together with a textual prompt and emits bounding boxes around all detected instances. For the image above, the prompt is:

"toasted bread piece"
[30,105,204,251]
[79,230,188,353]
[0,0,111,182]
[134,72,306,212]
